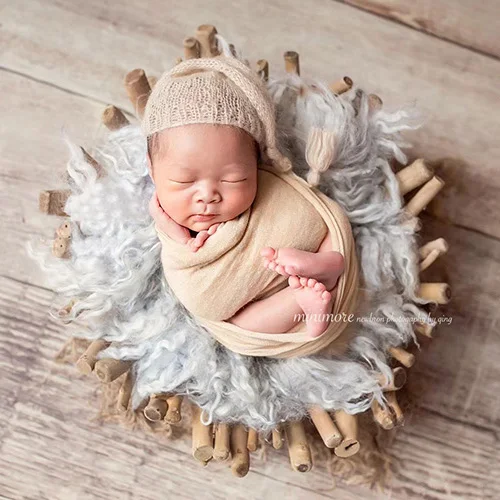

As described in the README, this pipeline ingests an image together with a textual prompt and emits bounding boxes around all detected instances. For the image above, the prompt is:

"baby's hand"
[149,191,221,252]
[186,223,222,252]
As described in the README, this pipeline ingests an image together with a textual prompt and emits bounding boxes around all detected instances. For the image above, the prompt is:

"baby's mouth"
[192,214,217,221]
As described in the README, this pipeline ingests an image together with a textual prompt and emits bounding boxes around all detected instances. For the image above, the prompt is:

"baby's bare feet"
[261,247,344,290]
[289,276,334,338]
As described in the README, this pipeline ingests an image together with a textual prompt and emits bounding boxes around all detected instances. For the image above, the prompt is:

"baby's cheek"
[159,190,190,224]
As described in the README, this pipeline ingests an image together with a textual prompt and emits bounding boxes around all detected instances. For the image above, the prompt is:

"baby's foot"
[289,276,334,338]
[261,247,344,290]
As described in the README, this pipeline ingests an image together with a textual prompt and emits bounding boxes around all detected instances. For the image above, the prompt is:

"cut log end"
[231,424,250,477]
[102,105,130,131]
[94,358,132,383]
[284,51,300,75]
[144,396,168,422]
[285,421,312,473]
[418,282,451,304]
[388,347,415,368]
[330,76,353,95]
[334,438,360,458]
[183,36,201,59]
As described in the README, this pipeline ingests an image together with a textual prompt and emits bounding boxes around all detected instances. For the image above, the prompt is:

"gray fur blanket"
[28,40,432,432]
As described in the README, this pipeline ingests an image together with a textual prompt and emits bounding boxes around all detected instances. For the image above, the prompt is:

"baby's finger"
[195,231,210,246]
[207,223,222,236]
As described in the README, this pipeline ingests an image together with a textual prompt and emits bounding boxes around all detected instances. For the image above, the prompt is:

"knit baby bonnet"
[141,55,293,173]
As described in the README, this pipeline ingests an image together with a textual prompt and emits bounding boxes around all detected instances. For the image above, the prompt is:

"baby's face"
[148,124,258,232]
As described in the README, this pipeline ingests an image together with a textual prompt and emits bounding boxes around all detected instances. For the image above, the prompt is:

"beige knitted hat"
[141,55,292,173]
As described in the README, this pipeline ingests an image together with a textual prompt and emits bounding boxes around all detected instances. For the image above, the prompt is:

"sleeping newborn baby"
[147,122,345,338]
[141,55,359,357]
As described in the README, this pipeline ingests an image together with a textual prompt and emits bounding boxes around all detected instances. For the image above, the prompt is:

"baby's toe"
[299,277,308,287]
[314,282,326,292]
[321,290,332,302]
[260,247,276,259]
[288,276,301,289]
[307,278,318,288]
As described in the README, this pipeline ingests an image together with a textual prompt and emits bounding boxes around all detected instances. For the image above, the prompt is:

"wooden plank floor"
[1,1,500,498]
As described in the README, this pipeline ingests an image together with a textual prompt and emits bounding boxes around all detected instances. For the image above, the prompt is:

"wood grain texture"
[1,0,500,238]
[343,0,500,59]
[409,215,500,432]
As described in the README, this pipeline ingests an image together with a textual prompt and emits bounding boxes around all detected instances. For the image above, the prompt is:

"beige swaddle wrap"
[155,164,360,359]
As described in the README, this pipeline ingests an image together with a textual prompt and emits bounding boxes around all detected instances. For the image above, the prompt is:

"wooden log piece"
[388,346,415,368]
[52,236,70,259]
[256,59,269,82]
[94,358,133,383]
[397,159,434,196]
[195,24,219,57]
[174,57,183,65]
[419,238,449,271]
[183,37,201,59]
[231,424,250,477]
[57,298,77,319]
[102,105,130,131]
[247,428,259,452]
[308,406,342,448]
[39,189,71,216]
[418,282,451,304]
[284,51,300,75]
[214,423,230,461]
[191,405,213,464]
[229,43,237,57]
[368,94,383,113]
[371,399,395,430]
[144,394,168,422]
[76,339,110,375]
[117,370,133,413]
[330,76,353,95]
[285,421,312,472]
[419,238,449,260]
[333,410,360,458]
[56,221,71,239]
[81,147,105,178]
[376,367,407,391]
[272,426,284,450]
[414,321,435,338]
[405,176,445,216]
[124,69,151,118]
[385,391,404,426]
[165,395,182,423]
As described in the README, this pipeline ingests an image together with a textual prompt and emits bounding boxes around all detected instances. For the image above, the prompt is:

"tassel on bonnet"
[305,127,336,187]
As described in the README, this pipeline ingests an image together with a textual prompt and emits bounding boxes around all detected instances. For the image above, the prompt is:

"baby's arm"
[149,191,220,252]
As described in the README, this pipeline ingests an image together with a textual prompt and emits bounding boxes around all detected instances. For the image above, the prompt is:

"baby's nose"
[197,188,221,204]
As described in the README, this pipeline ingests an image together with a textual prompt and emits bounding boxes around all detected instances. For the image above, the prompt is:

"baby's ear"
[147,154,154,180]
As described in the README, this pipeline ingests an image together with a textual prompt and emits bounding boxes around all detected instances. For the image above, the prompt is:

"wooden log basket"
[38,23,452,478]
